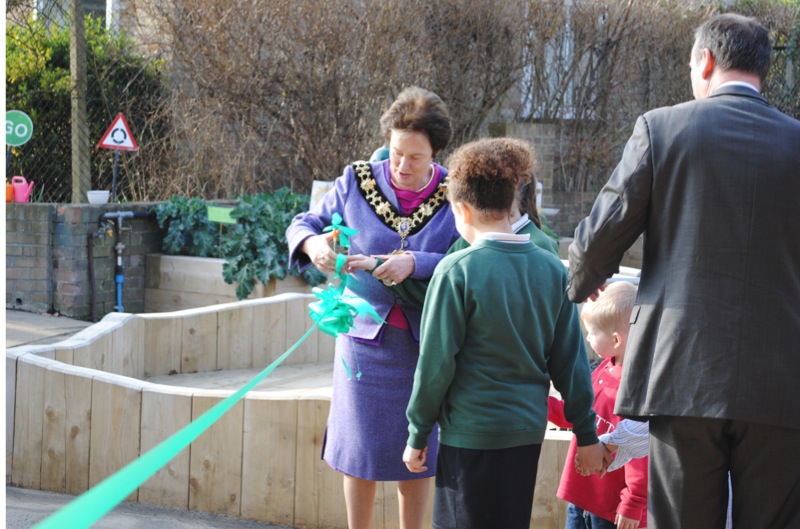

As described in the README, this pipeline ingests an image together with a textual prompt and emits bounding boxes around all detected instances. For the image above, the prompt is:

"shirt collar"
[511,213,531,233]
[716,80,760,93]
[478,232,531,244]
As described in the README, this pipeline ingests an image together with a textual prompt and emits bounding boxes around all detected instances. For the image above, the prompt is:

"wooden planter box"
[6,298,571,529]
[144,254,313,313]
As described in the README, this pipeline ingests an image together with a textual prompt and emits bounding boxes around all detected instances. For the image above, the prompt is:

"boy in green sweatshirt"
[403,137,607,529]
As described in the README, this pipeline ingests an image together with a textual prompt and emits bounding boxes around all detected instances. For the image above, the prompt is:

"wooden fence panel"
[254,299,287,366]
[6,350,20,484]
[142,316,182,377]
[180,313,217,374]
[241,394,299,526]
[217,305,254,370]
[109,315,144,378]
[11,353,48,489]
[294,398,347,529]
[532,430,571,529]
[71,334,111,372]
[64,366,93,495]
[188,392,244,516]
[40,366,67,492]
[285,298,317,365]
[139,386,195,508]
[88,374,143,502]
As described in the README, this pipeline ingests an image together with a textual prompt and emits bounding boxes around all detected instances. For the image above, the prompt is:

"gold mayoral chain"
[352,161,448,254]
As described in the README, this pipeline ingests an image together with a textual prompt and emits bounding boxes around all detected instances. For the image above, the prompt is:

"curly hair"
[445,137,537,220]
[379,86,453,155]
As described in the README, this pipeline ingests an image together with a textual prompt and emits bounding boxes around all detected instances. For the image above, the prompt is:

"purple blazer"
[287,160,458,341]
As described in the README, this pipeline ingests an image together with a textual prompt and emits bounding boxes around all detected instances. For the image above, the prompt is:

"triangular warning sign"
[98,113,139,151]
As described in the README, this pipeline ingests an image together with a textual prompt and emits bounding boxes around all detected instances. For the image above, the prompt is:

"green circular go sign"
[6,110,34,146]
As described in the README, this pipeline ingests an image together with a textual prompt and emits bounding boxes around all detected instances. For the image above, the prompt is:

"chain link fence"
[6,4,172,204]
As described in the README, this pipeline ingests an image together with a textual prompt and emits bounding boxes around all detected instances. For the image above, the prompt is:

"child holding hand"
[549,280,647,529]
[403,137,607,529]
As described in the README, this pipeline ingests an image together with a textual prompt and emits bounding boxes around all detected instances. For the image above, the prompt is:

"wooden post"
[70,0,91,203]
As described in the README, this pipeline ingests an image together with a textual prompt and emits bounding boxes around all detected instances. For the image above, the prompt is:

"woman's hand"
[369,252,416,286]
[301,233,337,274]
[345,254,380,273]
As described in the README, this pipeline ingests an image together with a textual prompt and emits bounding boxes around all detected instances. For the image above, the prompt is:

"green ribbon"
[308,253,383,380]
[322,212,357,251]
[33,212,378,529]
[32,323,319,529]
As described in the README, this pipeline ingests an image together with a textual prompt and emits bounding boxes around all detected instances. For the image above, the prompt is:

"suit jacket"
[568,85,800,430]
[286,160,458,342]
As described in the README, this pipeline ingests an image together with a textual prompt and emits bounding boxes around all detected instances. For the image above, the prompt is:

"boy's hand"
[575,442,612,475]
[403,445,428,473]
[615,513,640,529]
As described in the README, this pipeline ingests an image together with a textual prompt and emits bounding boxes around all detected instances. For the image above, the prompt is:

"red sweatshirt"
[548,357,648,526]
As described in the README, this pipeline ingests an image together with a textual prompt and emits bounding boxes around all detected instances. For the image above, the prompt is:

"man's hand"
[598,442,617,478]
[403,444,428,473]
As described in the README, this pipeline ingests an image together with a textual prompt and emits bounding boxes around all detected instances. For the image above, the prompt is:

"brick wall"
[6,204,55,313]
[6,203,162,320]
[488,121,601,238]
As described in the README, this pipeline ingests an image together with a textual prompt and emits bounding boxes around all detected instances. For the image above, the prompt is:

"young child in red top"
[548,281,647,529]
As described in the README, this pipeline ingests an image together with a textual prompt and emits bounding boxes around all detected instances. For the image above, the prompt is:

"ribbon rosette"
[309,216,382,379]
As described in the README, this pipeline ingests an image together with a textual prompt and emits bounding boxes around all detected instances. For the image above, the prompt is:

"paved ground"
[4,309,296,529]
[5,309,93,348]
[4,486,293,529]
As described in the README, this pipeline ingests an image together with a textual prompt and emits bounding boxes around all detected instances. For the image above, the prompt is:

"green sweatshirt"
[406,235,598,450]
[392,219,558,308]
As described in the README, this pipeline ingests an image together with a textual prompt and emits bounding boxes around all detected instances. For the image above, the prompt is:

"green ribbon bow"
[323,212,358,251]
[308,251,382,379]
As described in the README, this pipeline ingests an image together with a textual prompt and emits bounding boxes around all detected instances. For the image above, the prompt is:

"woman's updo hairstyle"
[445,138,536,220]
[379,86,453,156]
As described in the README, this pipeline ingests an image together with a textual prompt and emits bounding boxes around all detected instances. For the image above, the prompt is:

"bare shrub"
[125,0,539,198]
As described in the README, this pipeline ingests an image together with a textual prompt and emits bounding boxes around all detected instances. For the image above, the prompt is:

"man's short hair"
[694,13,772,82]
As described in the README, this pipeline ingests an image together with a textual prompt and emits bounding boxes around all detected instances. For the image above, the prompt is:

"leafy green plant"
[152,189,326,300]
[153,196,219,257]
[222,189,325,300]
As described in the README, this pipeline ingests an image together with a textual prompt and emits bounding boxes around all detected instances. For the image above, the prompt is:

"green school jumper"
[406,233,598,451]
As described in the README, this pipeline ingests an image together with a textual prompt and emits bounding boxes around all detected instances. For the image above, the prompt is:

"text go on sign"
[6,110,34,146]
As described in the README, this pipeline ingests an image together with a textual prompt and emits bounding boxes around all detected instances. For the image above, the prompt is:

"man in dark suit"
[568,13,800,529]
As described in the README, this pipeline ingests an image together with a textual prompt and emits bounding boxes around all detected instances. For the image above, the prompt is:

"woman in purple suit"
[286,86,458,529]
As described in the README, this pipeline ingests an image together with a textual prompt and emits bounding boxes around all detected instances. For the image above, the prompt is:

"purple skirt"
[322,325,438,481]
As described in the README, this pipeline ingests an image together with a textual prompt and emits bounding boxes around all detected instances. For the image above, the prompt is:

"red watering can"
[11,176,34,203]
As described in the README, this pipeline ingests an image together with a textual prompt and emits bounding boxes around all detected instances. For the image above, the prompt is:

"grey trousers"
[649,416,800,529]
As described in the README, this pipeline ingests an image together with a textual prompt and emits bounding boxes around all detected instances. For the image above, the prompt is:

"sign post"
[6,110,34,173]
[98,113,138,202]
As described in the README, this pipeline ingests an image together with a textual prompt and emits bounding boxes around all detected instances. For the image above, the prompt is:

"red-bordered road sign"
[98,113,139,151]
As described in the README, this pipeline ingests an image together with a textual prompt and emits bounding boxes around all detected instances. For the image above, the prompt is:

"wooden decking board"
[145,362,334,397]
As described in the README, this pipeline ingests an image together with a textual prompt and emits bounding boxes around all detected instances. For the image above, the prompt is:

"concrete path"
[5,486,292,529]
[5,309,93,348]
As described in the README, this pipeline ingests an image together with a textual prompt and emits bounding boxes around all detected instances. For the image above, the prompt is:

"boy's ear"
[457,201,474,224]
